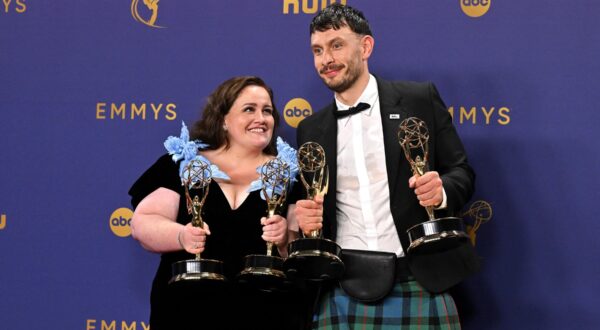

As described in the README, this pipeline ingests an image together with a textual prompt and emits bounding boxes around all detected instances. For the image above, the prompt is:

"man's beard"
[321,57,363,93]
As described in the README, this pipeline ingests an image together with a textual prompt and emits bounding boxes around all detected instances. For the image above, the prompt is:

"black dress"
[129,154,310,330]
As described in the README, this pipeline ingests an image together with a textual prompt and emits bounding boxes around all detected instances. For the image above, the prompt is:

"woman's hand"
[261,215,288,248]
[179,222,211,254]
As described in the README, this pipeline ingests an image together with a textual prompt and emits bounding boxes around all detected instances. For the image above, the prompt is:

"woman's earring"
[223,125,228,131]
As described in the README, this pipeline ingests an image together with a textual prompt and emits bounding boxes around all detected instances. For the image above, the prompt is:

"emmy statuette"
[237,158,291,292]
[398,117,470,255]
[284,142,344,281]
[170,159,226,284]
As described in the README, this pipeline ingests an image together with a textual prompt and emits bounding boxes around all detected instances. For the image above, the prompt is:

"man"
[294,3,480,329]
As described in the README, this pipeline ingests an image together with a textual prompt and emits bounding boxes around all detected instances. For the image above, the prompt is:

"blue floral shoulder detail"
[164,121,231,182]
[248,137,299,200]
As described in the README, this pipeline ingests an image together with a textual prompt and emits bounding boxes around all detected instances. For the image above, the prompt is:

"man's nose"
[322,49,334,65]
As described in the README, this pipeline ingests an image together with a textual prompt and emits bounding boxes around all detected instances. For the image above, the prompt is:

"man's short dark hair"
[309,3,372,36]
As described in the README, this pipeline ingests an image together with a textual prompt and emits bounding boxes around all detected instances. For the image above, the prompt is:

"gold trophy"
[170,158,226,284]
[398,117,470,255]
[284,142,344,281]
[237,158,291,292]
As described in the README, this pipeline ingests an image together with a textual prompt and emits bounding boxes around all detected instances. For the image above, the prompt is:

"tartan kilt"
[313,280,461,330]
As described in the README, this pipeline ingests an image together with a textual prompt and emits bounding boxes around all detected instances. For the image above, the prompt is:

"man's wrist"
[434,188,448,210]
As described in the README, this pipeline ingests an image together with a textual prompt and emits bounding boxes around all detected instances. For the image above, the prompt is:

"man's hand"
[409,171,443,207]
[294,195,324,236]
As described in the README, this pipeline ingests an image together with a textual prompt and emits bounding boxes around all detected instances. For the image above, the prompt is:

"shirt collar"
[335,74,379,116]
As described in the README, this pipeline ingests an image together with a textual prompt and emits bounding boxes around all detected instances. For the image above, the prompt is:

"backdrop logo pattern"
[448,106,510,125]
[2,0,26,13]
[131,0,164,28]
[96,102,177,121]
[461,200,493,246]
[460,0,491,18]
[0,214,6,230]
[86,319,149,330]
[283,98,312,128]
[109,208,133,237]
[283,0,347,14]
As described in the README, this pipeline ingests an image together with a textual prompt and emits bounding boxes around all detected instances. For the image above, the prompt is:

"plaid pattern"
[313,281,461,330]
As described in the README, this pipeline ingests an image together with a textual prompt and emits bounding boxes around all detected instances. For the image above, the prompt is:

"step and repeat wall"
[1,1,598,329]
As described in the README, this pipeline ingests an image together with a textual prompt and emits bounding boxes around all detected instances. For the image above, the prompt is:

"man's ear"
[361,35,375,60]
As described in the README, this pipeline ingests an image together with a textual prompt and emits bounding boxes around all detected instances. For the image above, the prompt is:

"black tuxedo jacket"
[296,77,480,293]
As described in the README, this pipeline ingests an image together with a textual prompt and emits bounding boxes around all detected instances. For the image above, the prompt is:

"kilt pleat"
[313,281,461,330]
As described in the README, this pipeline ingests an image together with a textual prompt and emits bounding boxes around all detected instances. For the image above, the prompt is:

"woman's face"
[223,85,275,152]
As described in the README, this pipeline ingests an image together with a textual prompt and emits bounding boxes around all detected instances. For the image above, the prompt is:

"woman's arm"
[131,187,209,255]
[131,187,182,253]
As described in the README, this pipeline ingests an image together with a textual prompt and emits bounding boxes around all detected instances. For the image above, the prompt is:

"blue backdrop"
[1,1,599,329]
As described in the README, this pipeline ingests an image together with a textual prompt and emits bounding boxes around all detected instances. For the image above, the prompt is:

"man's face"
[310,26,365,93]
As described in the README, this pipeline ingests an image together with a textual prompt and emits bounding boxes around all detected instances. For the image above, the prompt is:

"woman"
[129,76,308,329]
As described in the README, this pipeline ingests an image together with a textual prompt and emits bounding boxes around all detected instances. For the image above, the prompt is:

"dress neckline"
[211,180,262,211]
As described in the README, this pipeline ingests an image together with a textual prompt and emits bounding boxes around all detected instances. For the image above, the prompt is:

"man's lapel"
[377,78,408,200]
[312,103,338,237]
[308,102,338,174]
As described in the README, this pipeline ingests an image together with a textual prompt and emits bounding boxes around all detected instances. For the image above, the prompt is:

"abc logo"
[461,0,491,18]
[109,207,133,237]
[283,98,312,128]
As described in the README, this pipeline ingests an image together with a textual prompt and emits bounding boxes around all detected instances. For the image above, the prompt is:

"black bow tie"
[333,102,371,119]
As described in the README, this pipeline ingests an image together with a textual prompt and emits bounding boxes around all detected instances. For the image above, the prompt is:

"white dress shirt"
[335,75,405,256]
